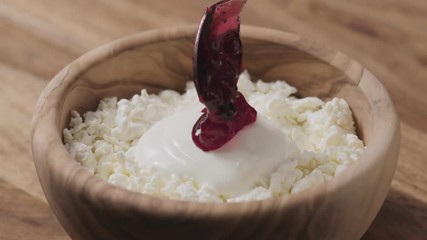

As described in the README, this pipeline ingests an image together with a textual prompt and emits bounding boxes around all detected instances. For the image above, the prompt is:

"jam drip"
[192,0,257,151]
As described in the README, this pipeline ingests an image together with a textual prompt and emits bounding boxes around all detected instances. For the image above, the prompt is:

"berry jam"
[192,0,257,151]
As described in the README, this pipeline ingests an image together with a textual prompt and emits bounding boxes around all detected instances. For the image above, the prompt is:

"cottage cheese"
[63,71,364,202]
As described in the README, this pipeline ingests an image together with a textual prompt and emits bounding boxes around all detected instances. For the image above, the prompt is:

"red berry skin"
[193,0,256,151]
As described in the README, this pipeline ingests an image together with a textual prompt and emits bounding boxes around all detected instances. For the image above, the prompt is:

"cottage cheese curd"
[63,71,365,202]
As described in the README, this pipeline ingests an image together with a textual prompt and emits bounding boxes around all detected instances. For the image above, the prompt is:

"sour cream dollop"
[135,103,293,197]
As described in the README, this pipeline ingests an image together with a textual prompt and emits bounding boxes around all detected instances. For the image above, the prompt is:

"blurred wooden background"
[0,0,426,239]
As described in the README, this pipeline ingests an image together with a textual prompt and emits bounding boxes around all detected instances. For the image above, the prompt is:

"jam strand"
[192,0,257,151]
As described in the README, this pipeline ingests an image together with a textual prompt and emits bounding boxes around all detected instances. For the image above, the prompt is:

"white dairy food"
[63,71,365,202]
[136,104,294,197]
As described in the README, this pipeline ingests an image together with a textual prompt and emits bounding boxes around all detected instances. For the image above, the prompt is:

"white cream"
[135,103,293,197]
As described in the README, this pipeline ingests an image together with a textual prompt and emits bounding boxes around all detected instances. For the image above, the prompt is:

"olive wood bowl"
[31,26,400,240]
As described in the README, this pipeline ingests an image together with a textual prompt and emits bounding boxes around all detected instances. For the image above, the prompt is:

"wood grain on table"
[0,1,425,239]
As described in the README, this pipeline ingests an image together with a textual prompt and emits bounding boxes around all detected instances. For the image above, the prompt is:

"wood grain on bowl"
[31,26,399,240]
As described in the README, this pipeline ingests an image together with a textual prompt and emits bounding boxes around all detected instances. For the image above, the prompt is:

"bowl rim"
[31,25,400,219]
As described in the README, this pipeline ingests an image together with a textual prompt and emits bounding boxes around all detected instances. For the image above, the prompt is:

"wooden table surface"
[0,0,426,239]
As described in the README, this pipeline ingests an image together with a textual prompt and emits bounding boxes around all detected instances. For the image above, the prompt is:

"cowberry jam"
[192,0,257,151]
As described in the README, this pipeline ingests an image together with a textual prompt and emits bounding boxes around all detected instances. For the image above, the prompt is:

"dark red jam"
[192,0,257,151]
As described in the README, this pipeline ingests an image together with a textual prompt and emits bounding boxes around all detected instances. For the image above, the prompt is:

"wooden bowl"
[31,26,400,240]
